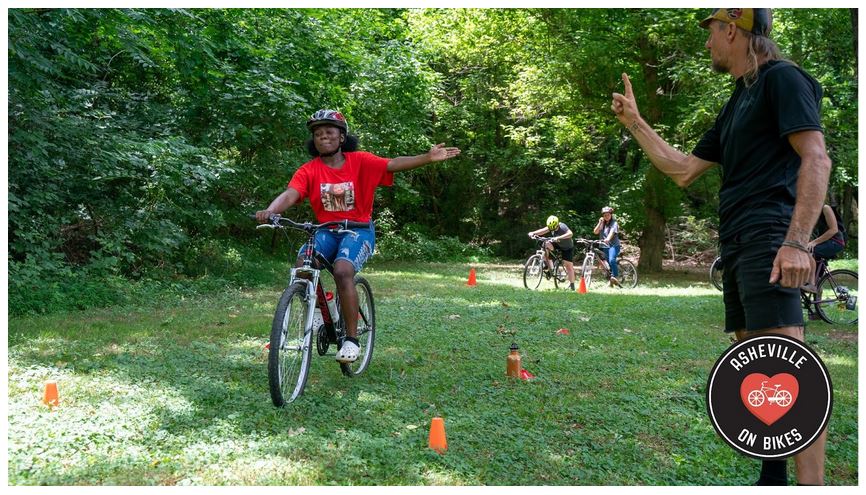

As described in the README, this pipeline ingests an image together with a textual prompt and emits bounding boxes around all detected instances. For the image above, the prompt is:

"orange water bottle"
[507,343,521,378]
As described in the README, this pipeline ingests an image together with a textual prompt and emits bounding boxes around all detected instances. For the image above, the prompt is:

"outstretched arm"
[255,187,301,223]
[528,227,550,237]
[611,73,716,187]
[386,143,461,173]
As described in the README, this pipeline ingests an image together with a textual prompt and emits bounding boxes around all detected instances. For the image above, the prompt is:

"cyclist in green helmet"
[528,215,576,290]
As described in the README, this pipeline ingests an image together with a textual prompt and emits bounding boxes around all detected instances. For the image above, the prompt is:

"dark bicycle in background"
[711,254,857,325]
[254,214,376,406]
[802,257,858,325]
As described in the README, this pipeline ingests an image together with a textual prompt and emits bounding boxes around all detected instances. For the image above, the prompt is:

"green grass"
[7,261,858,485]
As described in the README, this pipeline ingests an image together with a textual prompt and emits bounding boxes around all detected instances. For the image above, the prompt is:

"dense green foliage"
[7,262,858,485]
[7,8,858,315]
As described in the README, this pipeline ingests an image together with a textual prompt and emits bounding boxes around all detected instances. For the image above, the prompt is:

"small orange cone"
[578,276,587,294]
[428,416,447,453]
[467,268,477,287]
[43,380,59,407]
[519,369,535,380]
[556,328,570,335]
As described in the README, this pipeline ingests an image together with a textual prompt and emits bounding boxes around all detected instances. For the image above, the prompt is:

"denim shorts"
[299,224,375,273]
[720,225,803,332]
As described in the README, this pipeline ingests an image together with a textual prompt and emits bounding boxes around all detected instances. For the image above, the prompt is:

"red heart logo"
[740,373,799,426]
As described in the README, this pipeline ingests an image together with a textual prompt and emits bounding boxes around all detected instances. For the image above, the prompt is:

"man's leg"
[734,325,826,485]
[564,260,575,284]
[543,242,554,271]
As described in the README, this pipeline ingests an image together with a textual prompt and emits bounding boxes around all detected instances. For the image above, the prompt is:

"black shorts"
[553,244,574,263]
[720,226,803,333]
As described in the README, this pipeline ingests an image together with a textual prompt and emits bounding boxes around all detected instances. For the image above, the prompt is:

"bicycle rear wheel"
[552,260,569,289]
[523,254,544,290]
[814,269,858,325]
[341,276,376,376]
[616,259,638,288]
[710,257,724,291]
[268,282,313,407]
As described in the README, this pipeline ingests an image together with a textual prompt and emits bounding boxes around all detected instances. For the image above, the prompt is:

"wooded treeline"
[7,8,858,312]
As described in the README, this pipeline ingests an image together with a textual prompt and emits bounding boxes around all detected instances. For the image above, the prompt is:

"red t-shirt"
[288,151,394,223]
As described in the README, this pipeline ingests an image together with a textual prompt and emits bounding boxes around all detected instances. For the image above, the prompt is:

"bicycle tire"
[341,276,376,377]
[552,260,569,289]
[523,254,544,290]
[616,259,639,288]
[268,282,313,407]
[814,268,858,325]
[710,257,724,291]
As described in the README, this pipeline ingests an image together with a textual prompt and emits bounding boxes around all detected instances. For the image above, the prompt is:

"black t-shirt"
[692,60,823,242]
[550,222,574,250]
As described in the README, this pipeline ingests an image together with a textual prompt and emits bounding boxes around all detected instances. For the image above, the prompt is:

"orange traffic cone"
[428,416,448,453]
[556,328,570,335]
[43,380,59,407]
[578,276,587,294]
[467,268,477,287]
[519,369,536,380]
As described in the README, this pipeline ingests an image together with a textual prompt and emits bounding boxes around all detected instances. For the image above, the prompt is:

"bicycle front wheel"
[815,269,858,325]
[616,259,638,288]
[710,257,724,291]
[341,276,376,377]
[268,282,313,407]
[523,254,544,290]
[552,260,569,289]
[580,256,594,289]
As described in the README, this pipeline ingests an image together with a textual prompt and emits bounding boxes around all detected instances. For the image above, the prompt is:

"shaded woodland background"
[7,8,858,314]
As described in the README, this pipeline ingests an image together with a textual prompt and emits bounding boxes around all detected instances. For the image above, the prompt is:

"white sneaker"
[336,341,360,363]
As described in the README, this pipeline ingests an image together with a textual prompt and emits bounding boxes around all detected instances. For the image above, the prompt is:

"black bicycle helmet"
[306,109,348,133]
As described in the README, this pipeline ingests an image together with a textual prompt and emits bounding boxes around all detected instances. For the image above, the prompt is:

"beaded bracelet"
[781,240,810,253]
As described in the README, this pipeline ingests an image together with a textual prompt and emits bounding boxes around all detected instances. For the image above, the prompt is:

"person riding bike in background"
[809,203,846,260]
[593,206,622,287]
[528,215,576,291]
[256,109,460,363]
[802,203,847,293]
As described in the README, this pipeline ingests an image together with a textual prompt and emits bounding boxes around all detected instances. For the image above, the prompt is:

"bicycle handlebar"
[574,238,610,248]
[530,235,558,243]
[250,214,371,233]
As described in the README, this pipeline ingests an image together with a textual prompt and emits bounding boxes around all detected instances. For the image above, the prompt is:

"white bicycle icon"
[747,380,793,408]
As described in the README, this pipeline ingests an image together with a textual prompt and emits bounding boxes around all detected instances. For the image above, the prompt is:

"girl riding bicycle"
[593,206,622,287]
[256,109,460,363]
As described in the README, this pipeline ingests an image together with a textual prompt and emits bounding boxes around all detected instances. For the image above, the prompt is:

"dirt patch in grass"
[827,330,858,343]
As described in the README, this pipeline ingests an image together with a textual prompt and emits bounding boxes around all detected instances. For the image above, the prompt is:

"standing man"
[610,9,831,485]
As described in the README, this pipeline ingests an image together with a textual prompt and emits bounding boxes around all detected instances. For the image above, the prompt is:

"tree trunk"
[635,31,666,273]
[638,166,668,272]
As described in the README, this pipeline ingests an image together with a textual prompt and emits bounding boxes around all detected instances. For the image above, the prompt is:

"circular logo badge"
[706,334,832,459]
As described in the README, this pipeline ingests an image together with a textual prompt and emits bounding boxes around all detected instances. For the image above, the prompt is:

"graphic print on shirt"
[320,182,356,212]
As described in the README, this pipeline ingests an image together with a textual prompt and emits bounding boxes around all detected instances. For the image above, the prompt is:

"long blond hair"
[741,30,784,87]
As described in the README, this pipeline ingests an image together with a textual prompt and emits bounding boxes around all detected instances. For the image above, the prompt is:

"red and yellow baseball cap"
[699,8,772,37]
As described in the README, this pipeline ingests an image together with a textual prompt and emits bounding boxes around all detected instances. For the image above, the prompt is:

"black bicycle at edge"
[253,214,376,406]
[709,255,858,325]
